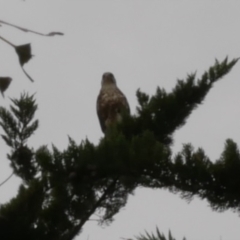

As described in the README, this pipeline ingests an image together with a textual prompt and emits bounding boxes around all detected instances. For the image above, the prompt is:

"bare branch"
[0,19,64,37]
[0,35,16,47]
[0,171,14,187]
[21,66,34,82]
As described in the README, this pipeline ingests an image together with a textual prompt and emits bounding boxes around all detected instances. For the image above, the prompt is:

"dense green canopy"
[0,58,239,240]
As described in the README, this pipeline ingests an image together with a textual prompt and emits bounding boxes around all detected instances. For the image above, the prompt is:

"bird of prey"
[97,72,130,133]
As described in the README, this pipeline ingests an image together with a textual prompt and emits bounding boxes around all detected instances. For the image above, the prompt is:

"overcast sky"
[0,1,240,240]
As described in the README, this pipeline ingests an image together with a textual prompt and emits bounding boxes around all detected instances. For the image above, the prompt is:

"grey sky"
[0,1,240,240]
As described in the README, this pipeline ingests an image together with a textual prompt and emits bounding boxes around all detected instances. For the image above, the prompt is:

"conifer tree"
[129,227,186,240]
[0,57,239,240]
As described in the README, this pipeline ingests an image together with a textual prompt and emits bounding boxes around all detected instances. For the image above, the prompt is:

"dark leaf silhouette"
[15,44,34,82]
[0,77,12,97]
[15,44,32,66]
[0,19,64,83]
[0,36,34,82]
[46,32,64,36]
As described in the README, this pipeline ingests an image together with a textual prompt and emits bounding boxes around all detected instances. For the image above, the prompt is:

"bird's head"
[101,72,117,87]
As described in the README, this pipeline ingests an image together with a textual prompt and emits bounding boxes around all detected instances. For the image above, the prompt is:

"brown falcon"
[97,72,130,133]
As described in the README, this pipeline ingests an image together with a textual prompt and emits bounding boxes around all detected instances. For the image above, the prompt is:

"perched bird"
[0,77,12,97]
[97,72,130,133]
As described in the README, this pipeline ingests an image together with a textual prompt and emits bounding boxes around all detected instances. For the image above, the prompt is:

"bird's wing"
[97,87,130,133]
[119,89,130,114]
[96,90,108,133]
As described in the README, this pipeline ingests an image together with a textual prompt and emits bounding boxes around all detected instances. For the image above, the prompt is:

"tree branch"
[0,171,14,187]
[0,19,64,36]
[60,178,118,240]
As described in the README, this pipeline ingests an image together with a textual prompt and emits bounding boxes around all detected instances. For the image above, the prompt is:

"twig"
[0,35,16,47]
[0,171,14,187]
[21,66,34,82]
[60,178,118,240]
[0,19,64,36]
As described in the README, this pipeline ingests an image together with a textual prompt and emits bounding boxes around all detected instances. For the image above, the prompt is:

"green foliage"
[172,139,240,211]
[0,57,239,240]
[0,93,38,149]
[0,93,38,182]
[129,227,186,240]
[120,57,238,145]
[0,180,44,240]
